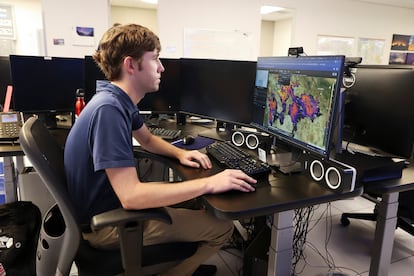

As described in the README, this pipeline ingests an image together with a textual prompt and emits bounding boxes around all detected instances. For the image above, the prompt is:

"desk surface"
[362,162,414,195]
[0,143,23,157]
[138,118,364,220]
[174,159,363,220]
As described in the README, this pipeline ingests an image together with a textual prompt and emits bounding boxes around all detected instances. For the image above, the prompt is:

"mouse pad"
[172,136,215,150]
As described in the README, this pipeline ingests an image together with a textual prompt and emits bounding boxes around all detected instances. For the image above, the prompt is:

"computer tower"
[18,167,55,217]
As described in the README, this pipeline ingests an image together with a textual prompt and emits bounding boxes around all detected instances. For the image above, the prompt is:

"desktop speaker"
[304,156,356,192]
[231,130,272,151]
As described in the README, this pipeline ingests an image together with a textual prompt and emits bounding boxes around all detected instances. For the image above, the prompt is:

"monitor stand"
[198,121,236,141]
[267,146,304,174]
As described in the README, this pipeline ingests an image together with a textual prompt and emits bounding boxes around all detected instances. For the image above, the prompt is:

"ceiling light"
[260,5,284,14]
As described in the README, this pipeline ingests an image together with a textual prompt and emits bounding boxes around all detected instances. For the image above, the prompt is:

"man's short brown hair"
[93,24,161,81]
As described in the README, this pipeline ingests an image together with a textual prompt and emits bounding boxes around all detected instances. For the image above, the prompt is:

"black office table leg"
[3,156,17,203]
[267,210,294,276]
[369,192,399,276]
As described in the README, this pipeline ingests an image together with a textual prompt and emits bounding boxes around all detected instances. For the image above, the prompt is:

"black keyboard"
[206,141,271,178]
[149,127,181,140]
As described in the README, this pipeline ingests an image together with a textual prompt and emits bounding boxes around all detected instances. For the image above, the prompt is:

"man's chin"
[147,86,160,94]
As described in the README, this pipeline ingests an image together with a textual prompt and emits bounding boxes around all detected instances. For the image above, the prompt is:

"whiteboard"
[183,28,254,61]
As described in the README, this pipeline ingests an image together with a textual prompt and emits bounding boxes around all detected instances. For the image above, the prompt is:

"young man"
[64,24,257,275]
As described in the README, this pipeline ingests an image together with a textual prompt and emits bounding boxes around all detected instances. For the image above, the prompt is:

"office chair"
[19,117,198,276]
[341,191,414,236]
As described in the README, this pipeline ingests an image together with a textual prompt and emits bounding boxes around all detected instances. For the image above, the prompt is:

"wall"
[41,0,109,58]
[111,6,158,34]
[7,0,414,64]
[273,18,292,56]
[157,0,262,61]
[269,0,414,63]
[0,0,43,56]
[260,21,274,56]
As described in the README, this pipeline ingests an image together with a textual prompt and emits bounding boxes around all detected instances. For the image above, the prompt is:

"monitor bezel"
[10,55,84,114]
[179,58,257,128]
[250,55,346,158]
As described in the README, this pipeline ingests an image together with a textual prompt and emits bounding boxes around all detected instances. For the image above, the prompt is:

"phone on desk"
[0,112,22,141]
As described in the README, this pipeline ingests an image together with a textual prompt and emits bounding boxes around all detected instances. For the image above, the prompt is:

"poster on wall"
[391,34,410,50]
[406,53,414,65]
[389,52,407,64]
[72,26,95,47]
[357,38,385,64]
[389,34,414,64]
[316,35,354,57]
[0,4,15,39]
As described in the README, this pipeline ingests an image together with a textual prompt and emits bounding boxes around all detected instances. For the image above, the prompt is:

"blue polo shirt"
[64,81,144,224]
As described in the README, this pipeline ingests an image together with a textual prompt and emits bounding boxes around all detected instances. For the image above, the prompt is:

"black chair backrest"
[19,117,80,276]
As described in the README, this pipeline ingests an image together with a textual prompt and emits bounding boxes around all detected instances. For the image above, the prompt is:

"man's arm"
[106,166,256,210]
[132,125,211,169]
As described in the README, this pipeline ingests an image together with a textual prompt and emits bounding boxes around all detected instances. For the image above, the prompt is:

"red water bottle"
[75,89,85,116]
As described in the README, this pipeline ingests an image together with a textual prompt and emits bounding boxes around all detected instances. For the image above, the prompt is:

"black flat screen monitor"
[10,55,84,113]
[138,58,181,113]
[0,56,11,107]
[84,56,181,113]
[179,58,257,126]
[251,55,345,158]
[343,65,414,158]
[84,55,106,103]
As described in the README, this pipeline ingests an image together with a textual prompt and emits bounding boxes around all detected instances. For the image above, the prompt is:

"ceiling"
[110,0,414,22]
[355,0,414,9]
[109,0,294,21]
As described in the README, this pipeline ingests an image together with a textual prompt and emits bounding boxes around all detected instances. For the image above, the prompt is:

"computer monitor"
[179,58,257,127]
[138,58,181,114]
[343,64,414,158]
[0,56,12,107]
[251,55,345,158]
[84,55,106,104]
[10,55,84,114]
[84,56,181,114]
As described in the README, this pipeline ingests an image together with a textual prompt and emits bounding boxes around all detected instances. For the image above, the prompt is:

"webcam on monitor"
[288,47,304,57]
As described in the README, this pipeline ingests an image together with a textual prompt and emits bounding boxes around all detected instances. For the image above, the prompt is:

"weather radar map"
[264,72,335,150]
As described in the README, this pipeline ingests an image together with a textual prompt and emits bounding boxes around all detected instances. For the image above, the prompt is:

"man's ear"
[123,56,137,74]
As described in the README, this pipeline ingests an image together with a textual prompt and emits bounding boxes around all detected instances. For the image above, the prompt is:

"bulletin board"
[183,28,254,60]
[0,4,15,39]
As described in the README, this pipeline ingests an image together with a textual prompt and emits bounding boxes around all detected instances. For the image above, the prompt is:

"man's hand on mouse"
[178,150,212,169]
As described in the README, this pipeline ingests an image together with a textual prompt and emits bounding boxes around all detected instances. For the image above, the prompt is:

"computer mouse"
[182,135,195,145]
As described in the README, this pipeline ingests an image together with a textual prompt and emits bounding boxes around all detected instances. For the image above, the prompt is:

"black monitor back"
[344,65,414,158]
[10,55,84,114]
[0,56,11,107]
[84,57,181,113]
[138,58,181,113]
[179,58,257,126]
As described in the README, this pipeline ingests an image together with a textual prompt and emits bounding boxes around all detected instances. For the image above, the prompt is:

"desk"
[0,143,24,203]
[135,119,364,275]
[362,163,414,276]
[143,151,362,275]
[0,127,69,203]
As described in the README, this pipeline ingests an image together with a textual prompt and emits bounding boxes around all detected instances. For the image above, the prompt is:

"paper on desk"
[132,137,140,146]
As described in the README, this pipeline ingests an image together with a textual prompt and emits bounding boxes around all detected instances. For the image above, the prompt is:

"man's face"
[136,50,165,93]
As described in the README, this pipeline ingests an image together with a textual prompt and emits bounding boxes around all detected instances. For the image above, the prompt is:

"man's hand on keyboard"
[206,169,257,193]
[178,150,212,169]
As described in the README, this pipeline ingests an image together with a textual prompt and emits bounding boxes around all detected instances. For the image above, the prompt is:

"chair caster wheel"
[340,214,350,226]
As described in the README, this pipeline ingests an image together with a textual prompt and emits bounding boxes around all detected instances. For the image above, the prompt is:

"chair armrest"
[91,207,172,231]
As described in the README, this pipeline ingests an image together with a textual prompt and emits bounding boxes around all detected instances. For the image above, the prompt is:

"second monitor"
[179,58,257,128]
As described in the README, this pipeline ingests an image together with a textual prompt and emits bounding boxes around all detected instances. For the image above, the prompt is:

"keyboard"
[206,141,271,178]
[149,127,181,140]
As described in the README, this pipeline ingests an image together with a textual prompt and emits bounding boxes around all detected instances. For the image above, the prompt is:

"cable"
[293,203,365,275]
[292,206,315,273]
